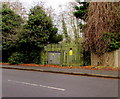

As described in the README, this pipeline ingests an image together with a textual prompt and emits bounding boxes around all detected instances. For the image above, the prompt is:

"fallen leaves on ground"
[1,63,120,71]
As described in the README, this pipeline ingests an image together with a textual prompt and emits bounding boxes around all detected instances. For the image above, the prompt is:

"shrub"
[8,52,26,64]
[29,50,41,64]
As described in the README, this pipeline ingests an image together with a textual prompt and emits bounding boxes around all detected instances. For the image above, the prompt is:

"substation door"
[48,51,61,65]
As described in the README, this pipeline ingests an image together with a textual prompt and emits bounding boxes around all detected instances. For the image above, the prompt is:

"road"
[2,69,118,97]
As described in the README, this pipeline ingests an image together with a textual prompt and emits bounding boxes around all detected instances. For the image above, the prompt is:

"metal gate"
[48,51,61,65]
[41,44,88,66]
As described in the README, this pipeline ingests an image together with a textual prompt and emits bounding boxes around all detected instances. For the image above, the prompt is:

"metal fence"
[41,43,85,66]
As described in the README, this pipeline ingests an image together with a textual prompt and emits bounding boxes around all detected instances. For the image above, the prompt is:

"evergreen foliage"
[18,5,63,64]
[103,33,120,52]
[109,33,120,51]
[1,4,23,62]
[20,5,62,46]
[2,4,63,64]
[73,2,89,21]
[8,52,27,64]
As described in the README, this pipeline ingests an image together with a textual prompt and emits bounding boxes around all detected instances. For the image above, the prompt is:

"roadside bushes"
[27,50,41,64]
[8,51,41,64]
[8,52,27,64]
[2,4,62,65]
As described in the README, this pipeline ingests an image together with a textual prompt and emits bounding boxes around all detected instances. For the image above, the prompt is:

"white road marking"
[8,80,65,91]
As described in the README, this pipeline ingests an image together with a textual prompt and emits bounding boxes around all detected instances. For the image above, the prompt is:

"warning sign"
[69,50,73,56]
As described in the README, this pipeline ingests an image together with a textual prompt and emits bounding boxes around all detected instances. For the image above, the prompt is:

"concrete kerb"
[1,66,120,79]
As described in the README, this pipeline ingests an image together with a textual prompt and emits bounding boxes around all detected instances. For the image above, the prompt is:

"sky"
[19,0,76,13]
[1,0,85,14]
[1,0,76,11]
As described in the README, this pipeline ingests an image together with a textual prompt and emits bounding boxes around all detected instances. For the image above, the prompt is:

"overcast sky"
[19,0,76,13]
[1,0,84,14]
[21,0,75,8]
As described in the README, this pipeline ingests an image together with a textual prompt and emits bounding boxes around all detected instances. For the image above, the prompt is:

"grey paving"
[1,64,119,78]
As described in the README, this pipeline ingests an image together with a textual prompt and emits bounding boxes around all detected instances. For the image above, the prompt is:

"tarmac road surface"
[2,69,119,97]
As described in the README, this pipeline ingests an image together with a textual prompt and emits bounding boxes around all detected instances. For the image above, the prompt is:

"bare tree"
[84,2,120,65]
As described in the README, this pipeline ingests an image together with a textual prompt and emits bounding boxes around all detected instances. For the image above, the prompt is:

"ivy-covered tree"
[61,14,71,43]
[1,4,23,62]
[73,1,90,66]
[84,2,120,65]
[19,5,63,63]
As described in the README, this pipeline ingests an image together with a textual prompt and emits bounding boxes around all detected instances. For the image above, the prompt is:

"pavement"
[1,64,120,79]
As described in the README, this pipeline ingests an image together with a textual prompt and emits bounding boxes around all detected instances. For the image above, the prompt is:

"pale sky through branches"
[1,0,78,36]
[1,0,76,13]
[9,0,76,13]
